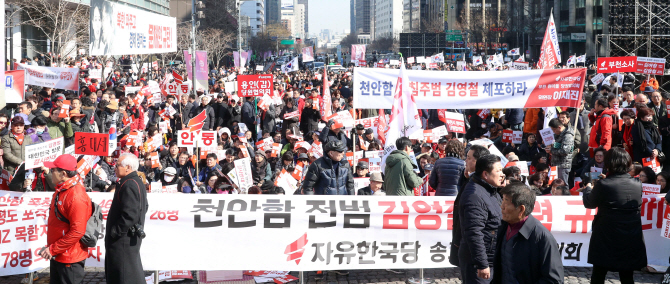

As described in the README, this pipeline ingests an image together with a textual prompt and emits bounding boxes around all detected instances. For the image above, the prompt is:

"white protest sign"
[354,177,370,193]
[234,157,253,191]
[642,183,661,196]
[539,128,555,145]
[25,137,65,169]
[512,131,523,144]
[591,73,605,85]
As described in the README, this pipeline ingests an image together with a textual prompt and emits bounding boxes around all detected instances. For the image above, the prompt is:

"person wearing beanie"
[251,150,272,192]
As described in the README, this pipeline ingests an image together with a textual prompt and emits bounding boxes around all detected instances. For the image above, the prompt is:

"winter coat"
[458,175,502,270]
[523,108,540,134]
[198,164,222,184]
[105,171,149,284]
[251,156,272,185]
[127,105,145,132]
[29,128,52,144]
[517,141,542,161]
[428,155,465,196]
[1,132,33,173]
[280,105,300,137]
[229,104,242,128]
[71,119,92,133]
[214,102,232,129]
[504,108,525,126]
[160,154,180,171]
[262,104,278,135]
[582,173,647,271]
[95,110,123,134]
[300,107,321,135]
[631,121,663,163]
[302,155,354,195]
[491,215,564,284]
[383,150,423,196]
[550,127,575,168]
[319,125,351,152]
[465,109,491,140]
[241,101,256,127]
[47,181,92,264]
[579,158,607,185]
[46,118,73,140]
[177,102,194,126]
[588,108,618,152]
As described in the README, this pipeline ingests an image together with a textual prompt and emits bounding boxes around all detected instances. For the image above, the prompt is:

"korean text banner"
[89,0,177,56]
[0,192,668,276]
[353,68,586,109]
[5,70,25,104]
[16,64,79,91]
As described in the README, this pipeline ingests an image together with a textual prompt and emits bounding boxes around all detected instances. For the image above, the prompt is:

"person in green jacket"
[384,137,424,196]
[46,108,74,141]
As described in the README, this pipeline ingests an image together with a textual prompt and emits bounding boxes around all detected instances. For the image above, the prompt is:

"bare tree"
[338,33,359,52]
[200,28,235,69]
[7,0,89,65]
[369,36,398,53]
[421,17,445,33]
[266,23,291,40]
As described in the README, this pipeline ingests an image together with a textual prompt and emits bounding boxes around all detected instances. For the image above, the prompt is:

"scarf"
[13,132,24,145]
[56,175,82,191]
[635,119,661,155]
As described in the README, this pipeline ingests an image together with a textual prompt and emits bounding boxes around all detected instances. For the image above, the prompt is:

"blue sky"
[309,0,350,36]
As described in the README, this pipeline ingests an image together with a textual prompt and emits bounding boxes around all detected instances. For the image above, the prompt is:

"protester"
[459,154,504,283]
[42,155,92,284]
[631,107,662,163]
[384,137,424,196]
[492,182,564,284]
[302,140,353,195]
[357,172,384,195]
[582,148,647,284]
[105,153,149,284]
[546,118,574,183]
[429,139,465,196]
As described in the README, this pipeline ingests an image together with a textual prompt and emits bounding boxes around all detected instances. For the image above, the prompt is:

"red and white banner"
[597,56,637,73]
[636,57,666,76]
[0,192,668,276]
[5,70,25,104]
[537,14,561,69]
[302,46,314,62]
[354,68,586,109]
[16,64,79,91]
[237,74,273,97]
[351,45,366,67]
[438,111,466,133]
[24,138,65,170]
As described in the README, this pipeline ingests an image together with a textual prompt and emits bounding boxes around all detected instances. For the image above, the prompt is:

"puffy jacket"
[303,155,354,195]
[588,108,618,152]
[47,181,92,264]
[504,108,524,126]
[1,132,34,173]
[428,155,465,196]
[319,125,351,152]
[383,150,424,196]
[46,118,74,140]
[640,78,659,91]
[550,127,575,168]
[458,175,502,269]
[523,108,540,134]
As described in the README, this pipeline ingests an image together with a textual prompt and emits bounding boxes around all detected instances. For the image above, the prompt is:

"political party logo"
[284,233,308,265]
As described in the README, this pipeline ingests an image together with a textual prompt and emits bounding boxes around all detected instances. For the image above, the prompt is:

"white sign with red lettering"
[539,128,555,145]
[438,111,466,134]
[0,192,668,275]
[642,183,661,196]
[25,138,65,169]
[234,158,253,191]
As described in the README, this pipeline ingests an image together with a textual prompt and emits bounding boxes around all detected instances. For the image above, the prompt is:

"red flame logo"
[284,233,308,265]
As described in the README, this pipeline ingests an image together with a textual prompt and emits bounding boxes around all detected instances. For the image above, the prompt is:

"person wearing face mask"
[29,116,52,144]
[631,107,662,163]
[159,167,180,188]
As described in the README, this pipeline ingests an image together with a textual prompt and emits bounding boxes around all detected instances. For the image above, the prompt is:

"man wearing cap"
[357,172,384,195]
[41,154,92,284]
[361,128,381,146]
[1,115,30,174]
[354,161,370,177]
[106,153,148,284]
[47,107,73,141]
[303,140,354,195]
[94,99,122,134]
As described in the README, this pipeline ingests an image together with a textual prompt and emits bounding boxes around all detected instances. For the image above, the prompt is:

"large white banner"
[353,68,586,109]
[0,192,668,276]
[89,0,177,56]
[16,64,79,91]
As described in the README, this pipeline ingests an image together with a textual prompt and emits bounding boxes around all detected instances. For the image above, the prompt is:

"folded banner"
[16,64,79,91]
[353,68,586,109]
[1,192,668,275]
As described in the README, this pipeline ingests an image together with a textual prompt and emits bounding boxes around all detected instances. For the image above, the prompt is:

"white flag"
[281,57,299,74]
[538,13,562,69]
[496,53,504,64]
[384,62,422,148]
[577,54,586,63]
[507,48,520,56]
[567,55,576,66]
[515,54,525,62]
[473,56,483,66]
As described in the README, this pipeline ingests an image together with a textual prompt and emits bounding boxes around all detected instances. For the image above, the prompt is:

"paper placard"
[25,137,65,169]
[642,183,661,196]
[512,131,523,144]
[539,128,555,145]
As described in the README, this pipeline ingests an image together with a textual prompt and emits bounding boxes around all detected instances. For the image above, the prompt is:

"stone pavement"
[0,267,663,284]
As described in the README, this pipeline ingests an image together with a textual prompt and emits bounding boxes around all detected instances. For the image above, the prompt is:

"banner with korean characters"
[24,138,65,170]
[237,74,273,97]
[354,68,586,109]
[89,0,176,56]
[636,57,666,76]
[2,192,670,276]
[16,64,79,91]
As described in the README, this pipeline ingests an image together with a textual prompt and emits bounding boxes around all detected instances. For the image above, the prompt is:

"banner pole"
[420,268,424,283]
[154,271,159,284]
[299,271,304,284]
[28,272,33,284]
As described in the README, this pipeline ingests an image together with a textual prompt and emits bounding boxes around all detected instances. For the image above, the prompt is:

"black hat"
[298,153,309,160]
[438,137,448,144]
[424,164,434,171]
[364,128,374,135]
[356,161,369,169]
[324,140,347,153]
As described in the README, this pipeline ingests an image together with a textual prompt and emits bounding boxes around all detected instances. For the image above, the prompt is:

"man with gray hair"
[492,182,564,284]
[105,153,149,284]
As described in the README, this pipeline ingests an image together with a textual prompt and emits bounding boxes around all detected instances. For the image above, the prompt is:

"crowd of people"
[2,52,668,284]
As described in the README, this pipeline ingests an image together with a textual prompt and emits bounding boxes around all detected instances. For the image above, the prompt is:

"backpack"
[54,192,104,248]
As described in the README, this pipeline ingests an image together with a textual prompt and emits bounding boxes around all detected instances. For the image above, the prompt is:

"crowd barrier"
[0,190,668,276]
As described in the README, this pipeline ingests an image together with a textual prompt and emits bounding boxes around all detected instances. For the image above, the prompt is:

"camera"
[129,224,146,239]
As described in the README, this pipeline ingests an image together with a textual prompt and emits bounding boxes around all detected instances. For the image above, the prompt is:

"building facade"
[355,0,372,35]
[297,0,309,36]
[240,0,265,35]
[373,0,404,40]
[266,0,282,25]
[402,0,446,33]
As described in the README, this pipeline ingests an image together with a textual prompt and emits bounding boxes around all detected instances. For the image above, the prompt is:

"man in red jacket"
[40,154,92,284]
[588,98,618,157]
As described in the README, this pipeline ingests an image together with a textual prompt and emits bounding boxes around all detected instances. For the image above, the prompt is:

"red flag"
[377,109,388,146]
[187,109,207,132]
[320,67,333,121]
[537,13,561,69]
[173,70,183,85]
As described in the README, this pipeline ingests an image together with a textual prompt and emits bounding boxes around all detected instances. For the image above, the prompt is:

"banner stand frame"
[154,270,159,284]
[28,272,34,284]
[299,271,304,284]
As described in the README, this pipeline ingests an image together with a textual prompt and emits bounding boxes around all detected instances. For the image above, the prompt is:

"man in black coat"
[357,172,384,195]
[492,183,564,284]
[105,153,149,284]
[458,154,504,284]
[190,95,216,131]
[319,120,351,153]
[176,94,194,129]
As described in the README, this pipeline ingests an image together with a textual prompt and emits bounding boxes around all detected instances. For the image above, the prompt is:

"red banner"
[636,57,666,76]
[597,56,637,73]
[5,70,25,104]
[237,74,273,97]
[74,132,110,156]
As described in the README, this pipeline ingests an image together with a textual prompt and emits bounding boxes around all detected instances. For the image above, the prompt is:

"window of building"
[593,17,602,30]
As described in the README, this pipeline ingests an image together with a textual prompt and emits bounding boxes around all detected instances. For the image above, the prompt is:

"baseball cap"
[43,154,77,171]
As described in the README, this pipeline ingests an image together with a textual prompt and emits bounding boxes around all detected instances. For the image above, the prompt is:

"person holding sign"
[42,154,92,284]
[545,118,574,185]
[582,148,647,284]
[47,108,74,142]
[280,97,300,140]
[303,140,354,195]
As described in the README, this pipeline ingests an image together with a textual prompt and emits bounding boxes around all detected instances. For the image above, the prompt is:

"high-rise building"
[297,0,309,36]
[373,0,403,39]
[350,0,357,35]
[240,0,265,35]
[402,0,445,33]
[295,4,306,39]
[266,0,282,25]
[355,0,372,35]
